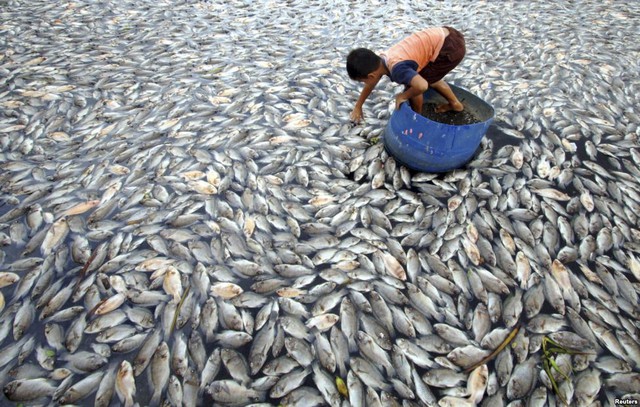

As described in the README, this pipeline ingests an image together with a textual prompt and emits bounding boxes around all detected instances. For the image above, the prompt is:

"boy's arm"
[395,75,429,109]
[350,79,380,123]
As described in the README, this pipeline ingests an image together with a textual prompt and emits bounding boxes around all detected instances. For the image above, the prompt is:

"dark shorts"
[419,26,465,84]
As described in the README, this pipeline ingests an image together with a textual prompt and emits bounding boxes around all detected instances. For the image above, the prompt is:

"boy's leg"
[430,80,464,112]
[419,27,466,113]
[402,84,423,114]
[410,93,423,114]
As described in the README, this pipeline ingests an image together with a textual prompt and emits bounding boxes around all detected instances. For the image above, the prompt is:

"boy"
[346,26,466,123]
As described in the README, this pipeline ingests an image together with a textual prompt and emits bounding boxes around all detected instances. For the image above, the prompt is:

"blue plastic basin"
[383,84,494,173]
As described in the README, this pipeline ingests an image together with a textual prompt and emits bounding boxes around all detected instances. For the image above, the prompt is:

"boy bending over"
[346,26,466,123]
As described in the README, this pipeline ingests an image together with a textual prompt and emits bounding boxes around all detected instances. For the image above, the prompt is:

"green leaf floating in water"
[540,336,594,405]
[336,376,348,398]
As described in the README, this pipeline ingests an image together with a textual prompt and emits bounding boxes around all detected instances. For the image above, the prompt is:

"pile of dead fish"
[0,0,639,406]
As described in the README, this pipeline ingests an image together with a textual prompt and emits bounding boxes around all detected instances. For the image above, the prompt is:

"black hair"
[346,48,381,80]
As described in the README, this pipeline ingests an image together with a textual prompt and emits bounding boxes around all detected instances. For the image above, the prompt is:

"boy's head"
[346,48,382,81]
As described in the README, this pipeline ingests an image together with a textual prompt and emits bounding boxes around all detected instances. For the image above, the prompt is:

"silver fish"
[3,377,57,402]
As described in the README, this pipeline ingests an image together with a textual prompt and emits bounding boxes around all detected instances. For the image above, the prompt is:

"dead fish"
[58,371,105,404]
[3,378,57,402]
[149,342,170,405]
[163,266,183,303]
[41,217,69,256]
[208,380,264,404]
[115,360,136,407]
[210,282,244,299]
[506,356,537,400]
[306,313,340,332]
[467,364,488,403]
[95,364,117,407]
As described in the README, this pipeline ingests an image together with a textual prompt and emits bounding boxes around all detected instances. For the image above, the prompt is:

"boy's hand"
[350,106,364,124]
